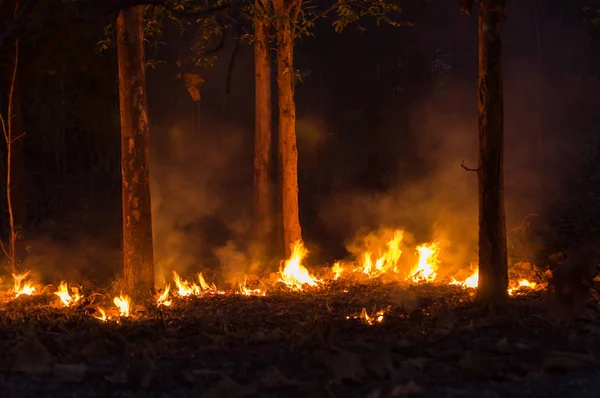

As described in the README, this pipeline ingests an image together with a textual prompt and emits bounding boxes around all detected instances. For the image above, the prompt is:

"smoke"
[315,53,581,275]
[150,120,255,287]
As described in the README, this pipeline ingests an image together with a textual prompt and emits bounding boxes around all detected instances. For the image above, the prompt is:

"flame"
[346,307,387,325]
[508,279,537,295]
[450,269,479,288]
[172,271,201,297]
[93,307,107,321]
[238,278,266,296]
[198,272,217,291]
[279,241,322,290]
[113,293,131,317]
[356,230,404,277]
[156,285,172,307]
[331,262,344,280]
[409,242,440,283]
[12,271,35,297]
[54,281,82,307]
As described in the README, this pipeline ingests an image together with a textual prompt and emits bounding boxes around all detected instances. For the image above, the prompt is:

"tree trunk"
[274,0,302,257]
[475,0,509,306]
[253,1,273,262]
[0,0,27,267]
[116,6,155,295]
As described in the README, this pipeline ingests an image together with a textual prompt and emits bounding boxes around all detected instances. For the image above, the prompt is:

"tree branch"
[461,160,478,172]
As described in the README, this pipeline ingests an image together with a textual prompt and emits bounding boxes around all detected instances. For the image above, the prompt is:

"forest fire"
[0,230,544,323]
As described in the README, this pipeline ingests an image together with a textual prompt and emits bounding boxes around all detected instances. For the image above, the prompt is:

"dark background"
[1,0,599,285]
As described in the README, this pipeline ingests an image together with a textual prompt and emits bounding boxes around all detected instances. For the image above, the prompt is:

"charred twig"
[460,160,478,172]
[225,23,244,95]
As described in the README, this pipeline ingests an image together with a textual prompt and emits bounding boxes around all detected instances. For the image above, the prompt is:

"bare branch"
[461,160,479,172]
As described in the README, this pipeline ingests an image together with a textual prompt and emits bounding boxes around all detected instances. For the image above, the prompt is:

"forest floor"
[0,282,599,398]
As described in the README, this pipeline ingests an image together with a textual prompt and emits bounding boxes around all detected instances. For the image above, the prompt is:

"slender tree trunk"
[0,0,26,269]
[116,6,155,295]
[253,0,274,261]
[274,0,302,257]
[475,0,509,306]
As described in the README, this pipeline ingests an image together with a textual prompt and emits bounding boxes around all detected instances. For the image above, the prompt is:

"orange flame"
[12,271,35,297]
[409,242,440,283]
[508,279,537,295]
[54,281,82,307]
[93,307,107,321]
[238,278,266,296]
[356,230,404,278]
[156,285,172,307]
[331,262,344,280]
[113,293,131,317]
[279,241,322,290]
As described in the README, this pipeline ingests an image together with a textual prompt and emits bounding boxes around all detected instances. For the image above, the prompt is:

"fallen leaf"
[259,366,305,389]
[10,335,54,374]
[317,348,365,384]
[543,350,595,372]
[105,370,128,384]
[435,308,457,330]
[494,337,513,354]
[53,363,88,382]
[389,380,424,396]
[128,355,155,388]
[363,351,395,380]
[201,375,258,398]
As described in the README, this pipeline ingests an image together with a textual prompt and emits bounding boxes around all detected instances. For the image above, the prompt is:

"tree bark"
[253,0,273,261]
[475,0,509,306]
[274,0,302,257]
[0,0,27,266]
[116,6,155,295]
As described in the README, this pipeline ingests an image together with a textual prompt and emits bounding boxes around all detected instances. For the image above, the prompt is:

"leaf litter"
[0,282,599,397]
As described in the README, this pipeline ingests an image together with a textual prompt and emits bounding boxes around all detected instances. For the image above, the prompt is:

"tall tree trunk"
[252,0,273,262]
[0,0,27,268]
[274,0,302,257]
[116,6,155,295]
[475,0,509,306]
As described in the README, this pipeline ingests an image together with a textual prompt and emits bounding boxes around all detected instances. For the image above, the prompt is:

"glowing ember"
[409,242,440,283]
[94,307,107,321]
[12,271,35,297]
[508,279,537,295]
[331,262,344,280]
[113,293,131,317]
[156,285,172,307]
[54,281,82,307]
[279,241,322,290]
[346,307,387,325]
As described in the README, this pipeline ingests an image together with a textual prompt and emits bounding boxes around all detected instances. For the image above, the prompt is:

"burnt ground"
[0,282,599,398]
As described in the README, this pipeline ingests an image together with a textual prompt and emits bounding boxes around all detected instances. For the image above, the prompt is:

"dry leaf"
[259,366,305,389]
[53,363,88,382]
[183,73,205,102]
[494,337,513,354]
[105,370,128,384]
[128,355,155,388]
[543,350,595,372]
[201,375,258,398]
[10,335,54,374]
[389,380,424,396]
[318,348,365,384]
[435,308,457,330]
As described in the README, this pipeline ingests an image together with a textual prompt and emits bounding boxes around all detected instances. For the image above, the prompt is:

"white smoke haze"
[150,120,257,287]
